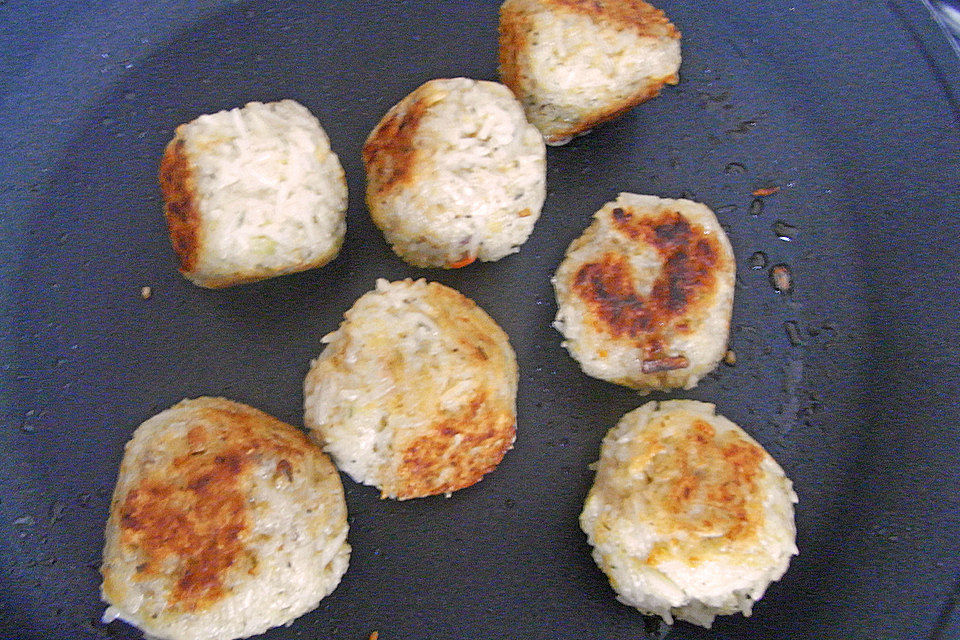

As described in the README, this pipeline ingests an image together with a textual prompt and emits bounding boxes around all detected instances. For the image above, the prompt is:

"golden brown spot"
[117,401,311,612]
[119,450,248,611]
[458,336,491,362]
[572,209,722,369]
[574,254,650,337]
[158,139,201,274]
[186,425,207,451]
[644,419,765,564]
[363,95,432,195]
[392,392,515,500]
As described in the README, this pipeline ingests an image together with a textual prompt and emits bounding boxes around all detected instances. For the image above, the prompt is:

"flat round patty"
[553,193,735,391]
[304,278,518,500]
[499,0,681,144]
[580,400,798,627]
[100,397,350,640]
[363,77,546,268]
[160,99,347,288]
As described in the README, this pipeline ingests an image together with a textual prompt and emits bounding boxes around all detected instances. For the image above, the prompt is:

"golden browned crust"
[362,91,433,198]
[108,399,314,613]
[641,418,764,565]
[386,282,516,500]
[571,208,722,371]
[158,138,201,275]
[498,3,531,98]
[390,391,515,500]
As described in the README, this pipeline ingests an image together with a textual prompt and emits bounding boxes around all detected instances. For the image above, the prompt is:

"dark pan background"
[2,1,960,639]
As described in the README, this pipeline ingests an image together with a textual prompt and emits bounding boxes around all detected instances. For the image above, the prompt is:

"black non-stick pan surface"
[3,1,960,639]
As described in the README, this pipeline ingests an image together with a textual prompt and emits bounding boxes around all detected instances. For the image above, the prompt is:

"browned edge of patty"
[544,79,676,143]
[362,91,435,198]
[545,0,679,38]
[158,138,201,276]
[498,1,532,99]
[391,390,516,500]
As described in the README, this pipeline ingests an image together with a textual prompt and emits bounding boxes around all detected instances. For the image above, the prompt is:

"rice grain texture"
[580,400,798,627]
[160,100,347,288]
[304,279,518,499]
[100,397,350,640]
[363,78,546,268]
[499,0,681,144]
[553,193,735,392]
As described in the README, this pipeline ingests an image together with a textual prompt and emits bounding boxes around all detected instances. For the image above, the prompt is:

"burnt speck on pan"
[770,263,793,294]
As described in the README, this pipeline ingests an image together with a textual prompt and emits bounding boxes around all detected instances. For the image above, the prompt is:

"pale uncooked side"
[580,400,798,627]
[160,100,347,288]
[100,397,350,640]
[363,78,546,268]
[499,0,681,144]
[304,278,518,499]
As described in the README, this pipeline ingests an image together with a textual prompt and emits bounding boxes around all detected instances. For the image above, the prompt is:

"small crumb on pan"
[752,185,780,197]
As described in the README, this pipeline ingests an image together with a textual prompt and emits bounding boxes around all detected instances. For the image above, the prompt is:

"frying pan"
[2,1,959,639]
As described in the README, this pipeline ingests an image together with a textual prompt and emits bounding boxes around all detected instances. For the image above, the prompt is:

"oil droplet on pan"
[750,251,768,270]
[724,162,746,175]
[784,321,804,347]
[773,220,798,241]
